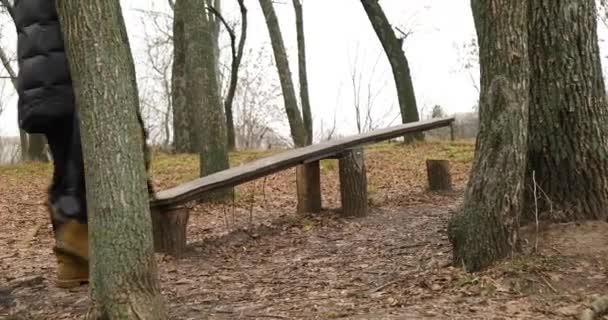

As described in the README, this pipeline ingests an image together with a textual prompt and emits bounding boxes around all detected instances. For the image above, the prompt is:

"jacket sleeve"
[14,0,76,134]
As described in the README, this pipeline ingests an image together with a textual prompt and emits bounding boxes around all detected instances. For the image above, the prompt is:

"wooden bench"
[149,117,455,255]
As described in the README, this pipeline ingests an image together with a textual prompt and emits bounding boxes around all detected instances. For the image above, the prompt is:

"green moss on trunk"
[448,0,529,272]
[56,0,167,317]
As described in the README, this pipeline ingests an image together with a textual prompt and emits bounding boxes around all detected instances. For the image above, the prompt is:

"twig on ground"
[536,271,558,293]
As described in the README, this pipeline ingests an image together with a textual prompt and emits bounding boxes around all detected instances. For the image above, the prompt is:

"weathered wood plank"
[151,117,454,208]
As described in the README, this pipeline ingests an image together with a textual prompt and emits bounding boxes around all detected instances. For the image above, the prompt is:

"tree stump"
[296,161,322,214]
[339,148,368,217]
[426,159,452,191]
[150,205,190,256]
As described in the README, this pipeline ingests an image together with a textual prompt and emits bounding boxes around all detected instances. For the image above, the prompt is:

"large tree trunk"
[182,0,229,182]
[56,1,167,318]
[526,0,608,221]
[448,0,529,272]
[171,0,193,153]
[292,0,313,145]
[200,10,230,179]
[360,0,422,143]
[258,0,307,147]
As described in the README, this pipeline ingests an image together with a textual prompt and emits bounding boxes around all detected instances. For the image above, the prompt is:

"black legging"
[45,114,87,230]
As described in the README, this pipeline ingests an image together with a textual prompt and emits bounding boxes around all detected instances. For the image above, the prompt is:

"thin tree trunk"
[211,0,247,151]
[207,0,222,92]
[56,1,167,318]
[526,0,608,221]
[448,0,529,272]
[360,0,422,143]
[258,0,307,147]
[292,0,313,145]
[0,43,30,161]
[171,0,192,153]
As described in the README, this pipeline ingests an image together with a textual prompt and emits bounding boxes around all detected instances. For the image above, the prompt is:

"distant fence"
[425,112,479,140]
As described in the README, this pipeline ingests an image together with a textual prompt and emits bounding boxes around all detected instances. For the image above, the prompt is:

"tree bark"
[526,0,608,221]
[258,0,307,147]
[182,0,230,199]
[360,0,422,143]
[56,1,167,318]
[151,205,189,256]
[296,162,322,214]
[426,159,452,191]
[171,0,193,153]
[448,0,529,272]
[292,0,313,145]
[339,148,368,217]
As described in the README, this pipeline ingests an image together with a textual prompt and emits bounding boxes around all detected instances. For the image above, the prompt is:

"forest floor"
[0,139,607,319]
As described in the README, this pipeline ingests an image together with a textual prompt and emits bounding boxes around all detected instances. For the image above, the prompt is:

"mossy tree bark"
[360,0,422,143]
[258,0,307,147]
[526,0,608,221]
[448,0,529,272]
[56,1,167,318]
[171,0,195,153]
[182,0,230,199]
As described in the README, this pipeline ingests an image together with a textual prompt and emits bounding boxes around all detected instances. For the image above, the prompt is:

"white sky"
[0,1,502,138]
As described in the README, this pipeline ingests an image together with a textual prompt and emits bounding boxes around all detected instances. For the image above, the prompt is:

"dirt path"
[3,197,607,319]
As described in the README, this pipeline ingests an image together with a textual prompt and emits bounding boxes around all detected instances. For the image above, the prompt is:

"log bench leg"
[426,159,452,191]
[297,161,322,214]
[150,205,190,256]
[339,147,368,217]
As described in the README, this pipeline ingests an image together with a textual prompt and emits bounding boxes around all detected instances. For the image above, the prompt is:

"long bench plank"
[151,117,454,208]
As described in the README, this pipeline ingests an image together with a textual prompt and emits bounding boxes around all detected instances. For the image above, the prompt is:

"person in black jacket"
[13,0,154,288]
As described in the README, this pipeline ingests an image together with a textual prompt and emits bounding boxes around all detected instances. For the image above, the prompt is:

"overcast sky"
[0,1,507,138]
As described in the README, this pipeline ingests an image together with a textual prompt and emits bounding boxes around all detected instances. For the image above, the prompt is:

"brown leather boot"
[53,219,89,288]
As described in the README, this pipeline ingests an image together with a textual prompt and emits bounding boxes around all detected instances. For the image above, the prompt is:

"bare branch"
[0,0,15,22]
[0,46,17,89]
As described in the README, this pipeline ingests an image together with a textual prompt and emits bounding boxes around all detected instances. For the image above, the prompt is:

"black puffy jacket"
[14,0,75,133]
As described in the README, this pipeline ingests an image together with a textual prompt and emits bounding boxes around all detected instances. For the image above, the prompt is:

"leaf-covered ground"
[1,140,607,319]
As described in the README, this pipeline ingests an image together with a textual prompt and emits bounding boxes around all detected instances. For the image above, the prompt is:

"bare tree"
[258,0,307,147]
[0,4,47,162]
[234,47,288,149]
[360,0,423,142]
[348,47,400,134]
[137,8,174,149]
[292,0,313,145]
[207,0,248,151]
